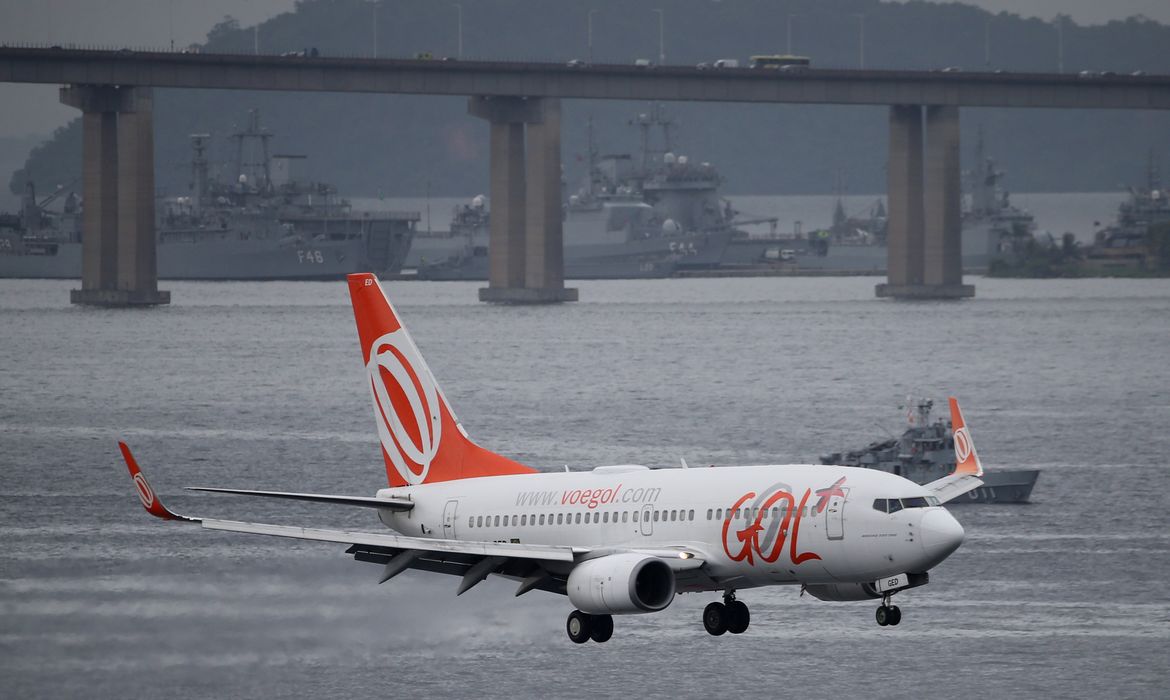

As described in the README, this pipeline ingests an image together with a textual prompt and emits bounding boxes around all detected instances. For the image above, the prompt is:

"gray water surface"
[2,276,1169,698]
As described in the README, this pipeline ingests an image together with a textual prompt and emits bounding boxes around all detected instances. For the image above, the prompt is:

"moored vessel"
[0,111,418,281]
[820,399,1040,504]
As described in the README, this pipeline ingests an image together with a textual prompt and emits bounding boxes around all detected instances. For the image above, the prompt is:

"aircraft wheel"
[703,602,728,636]
[726,600,750,634]
[887,605,902,626]
[567,609,592,644]
[590,614,614,643]
[875,605,890,627]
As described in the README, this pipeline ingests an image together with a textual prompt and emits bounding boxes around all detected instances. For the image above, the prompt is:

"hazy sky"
[1,0,1168,139]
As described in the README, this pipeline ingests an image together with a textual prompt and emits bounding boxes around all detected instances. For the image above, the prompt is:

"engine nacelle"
[804,582,881,602]
[567,553,675,614]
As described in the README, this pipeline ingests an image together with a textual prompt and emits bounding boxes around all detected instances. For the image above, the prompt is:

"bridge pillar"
[876,105,973,300]
[923,106,967,291]
[61,85,169,307]
[882,105,924,290]
[469,96,577,303]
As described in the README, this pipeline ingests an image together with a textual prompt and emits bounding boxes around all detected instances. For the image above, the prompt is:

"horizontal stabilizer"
[186,486,414,511]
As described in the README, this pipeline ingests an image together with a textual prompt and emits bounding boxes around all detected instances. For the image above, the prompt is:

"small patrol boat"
[820,399,1039,504]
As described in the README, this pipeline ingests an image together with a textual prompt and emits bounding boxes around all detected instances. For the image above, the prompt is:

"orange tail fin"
[347,273,536,487]
[948,397,984,478]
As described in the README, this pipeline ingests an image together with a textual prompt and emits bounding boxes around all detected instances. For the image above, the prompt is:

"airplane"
[120,272,984,644]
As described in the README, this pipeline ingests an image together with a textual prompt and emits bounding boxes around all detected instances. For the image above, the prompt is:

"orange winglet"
[118,442,197,522]
[947,398,984,478]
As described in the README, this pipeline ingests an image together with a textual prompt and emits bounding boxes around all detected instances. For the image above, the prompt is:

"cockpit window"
[873,496,939,513]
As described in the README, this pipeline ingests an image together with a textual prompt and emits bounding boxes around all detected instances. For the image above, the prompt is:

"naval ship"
[410,106,740,280]
[819,399,1040,504]
[0,111,417,281]
[720,131,1037,274]
[1083,154,1170,270]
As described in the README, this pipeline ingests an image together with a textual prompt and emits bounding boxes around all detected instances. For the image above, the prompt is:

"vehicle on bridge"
[750,54,811,70]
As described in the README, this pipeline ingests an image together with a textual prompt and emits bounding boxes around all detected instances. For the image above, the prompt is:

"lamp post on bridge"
[454,3,463,59]
[983,15,993,67]
[1054,15,1065,73]
[588,9,598,63]
[786,14,801,55]
[652,8,665,65]
[852,13,866,69]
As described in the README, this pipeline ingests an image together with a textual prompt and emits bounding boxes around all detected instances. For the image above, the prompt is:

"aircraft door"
[442,499,459,539]
[640,505,654,536]
[826,489,847,540]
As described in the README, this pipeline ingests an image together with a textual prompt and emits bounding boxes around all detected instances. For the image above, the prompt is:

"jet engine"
[804,583,881,602]
[567,553,675,614]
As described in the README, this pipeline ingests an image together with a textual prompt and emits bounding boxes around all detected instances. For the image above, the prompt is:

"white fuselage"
[375,464,964,590]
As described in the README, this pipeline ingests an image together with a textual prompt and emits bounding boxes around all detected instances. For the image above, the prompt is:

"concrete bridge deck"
[2,46,1169,109]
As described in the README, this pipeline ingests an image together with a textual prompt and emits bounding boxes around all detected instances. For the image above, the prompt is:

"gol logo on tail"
[367,330,442,485]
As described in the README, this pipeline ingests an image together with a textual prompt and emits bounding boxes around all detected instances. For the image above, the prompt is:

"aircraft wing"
[924,473,984,504]
[120,442,706,596]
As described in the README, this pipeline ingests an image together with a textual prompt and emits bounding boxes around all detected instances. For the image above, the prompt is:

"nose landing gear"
[875,593,902,626]
[703,590,750,636]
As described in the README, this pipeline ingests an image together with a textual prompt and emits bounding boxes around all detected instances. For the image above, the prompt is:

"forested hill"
[9,0,1170,199]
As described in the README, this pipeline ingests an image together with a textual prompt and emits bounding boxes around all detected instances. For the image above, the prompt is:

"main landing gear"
[566,609,614,644]
[875,593,902,627]
[703,591,750,636]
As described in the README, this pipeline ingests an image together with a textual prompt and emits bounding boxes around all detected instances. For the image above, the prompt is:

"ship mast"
[189,133,210,215]
[232,109,273,194]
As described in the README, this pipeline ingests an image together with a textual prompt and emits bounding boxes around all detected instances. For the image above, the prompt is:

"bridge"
[4,46,1170,303]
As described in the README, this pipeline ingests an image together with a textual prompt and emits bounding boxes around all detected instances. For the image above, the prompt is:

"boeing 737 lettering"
[121,272,984,643]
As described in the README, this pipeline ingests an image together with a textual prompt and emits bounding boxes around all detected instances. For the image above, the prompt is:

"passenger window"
[521,514,527,526]
[706,508,713,520]
[539,514,545,525]
[512,515,518,526]
[772,507,779,519]
[653,510,660,522]
[494,515,500,527]
[575,512,582,524]
[633,511,639,523]
[468,517,474,528]
[603,512,609,523]
[622,511,628,523]
[476,516,483,527]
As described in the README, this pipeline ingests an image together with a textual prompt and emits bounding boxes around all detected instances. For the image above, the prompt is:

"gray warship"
[720,131,1036,273]
[820,399,1040,504]
[0,111,418,280]
[1084,153,1170,269]
[411,106,738,280]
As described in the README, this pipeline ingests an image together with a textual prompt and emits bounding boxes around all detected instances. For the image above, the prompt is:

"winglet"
[118,442,198,522]
[948,398,984,478]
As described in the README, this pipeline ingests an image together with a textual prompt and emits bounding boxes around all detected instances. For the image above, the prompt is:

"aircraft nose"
[919,509,965,565]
